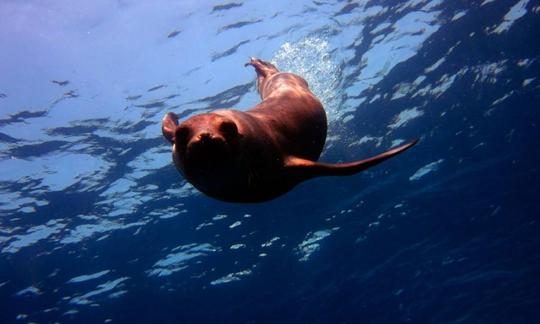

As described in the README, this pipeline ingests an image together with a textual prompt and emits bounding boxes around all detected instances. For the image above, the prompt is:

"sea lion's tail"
[284,140,418,180]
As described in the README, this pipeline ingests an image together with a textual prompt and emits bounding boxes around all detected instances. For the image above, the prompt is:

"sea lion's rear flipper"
[162,112,179,143]
[285,140,418,181]
[245,57,279,96]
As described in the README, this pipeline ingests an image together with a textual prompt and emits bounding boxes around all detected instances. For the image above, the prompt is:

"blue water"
[1,0,539,322]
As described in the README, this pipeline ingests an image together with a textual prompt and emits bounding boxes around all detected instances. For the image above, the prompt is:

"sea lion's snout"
[186,119,238,151]
[173,114,238,149]
[175,114,240,170]
[188,131,226,150]
[185,132,230,170]
[197,132,212,142]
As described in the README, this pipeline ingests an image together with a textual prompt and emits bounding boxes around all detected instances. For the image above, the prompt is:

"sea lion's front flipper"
[162,112,179,143]
[285,140,418,181]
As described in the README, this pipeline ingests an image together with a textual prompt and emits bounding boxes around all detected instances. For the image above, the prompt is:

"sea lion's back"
[251,72,327,161]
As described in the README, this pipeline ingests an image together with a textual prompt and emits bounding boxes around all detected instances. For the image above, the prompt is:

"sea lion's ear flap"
[284,140,418,181]
[162,112,179,143]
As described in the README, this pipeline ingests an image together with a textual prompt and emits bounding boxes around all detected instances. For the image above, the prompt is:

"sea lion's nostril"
[198,133,212,142]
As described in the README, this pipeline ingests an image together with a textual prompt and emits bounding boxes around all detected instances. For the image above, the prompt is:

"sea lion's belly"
[182,154,289,203]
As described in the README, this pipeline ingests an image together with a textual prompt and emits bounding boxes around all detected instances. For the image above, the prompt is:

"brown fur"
[162,57,417,202]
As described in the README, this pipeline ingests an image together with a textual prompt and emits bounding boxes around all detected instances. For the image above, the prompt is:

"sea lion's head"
[170,113,240,174]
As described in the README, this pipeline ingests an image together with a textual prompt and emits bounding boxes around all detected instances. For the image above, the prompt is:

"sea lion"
[162,57,417,203]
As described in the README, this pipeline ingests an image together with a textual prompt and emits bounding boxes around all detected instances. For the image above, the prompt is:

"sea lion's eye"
[219,120,238,139]
[175,126,190,145]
